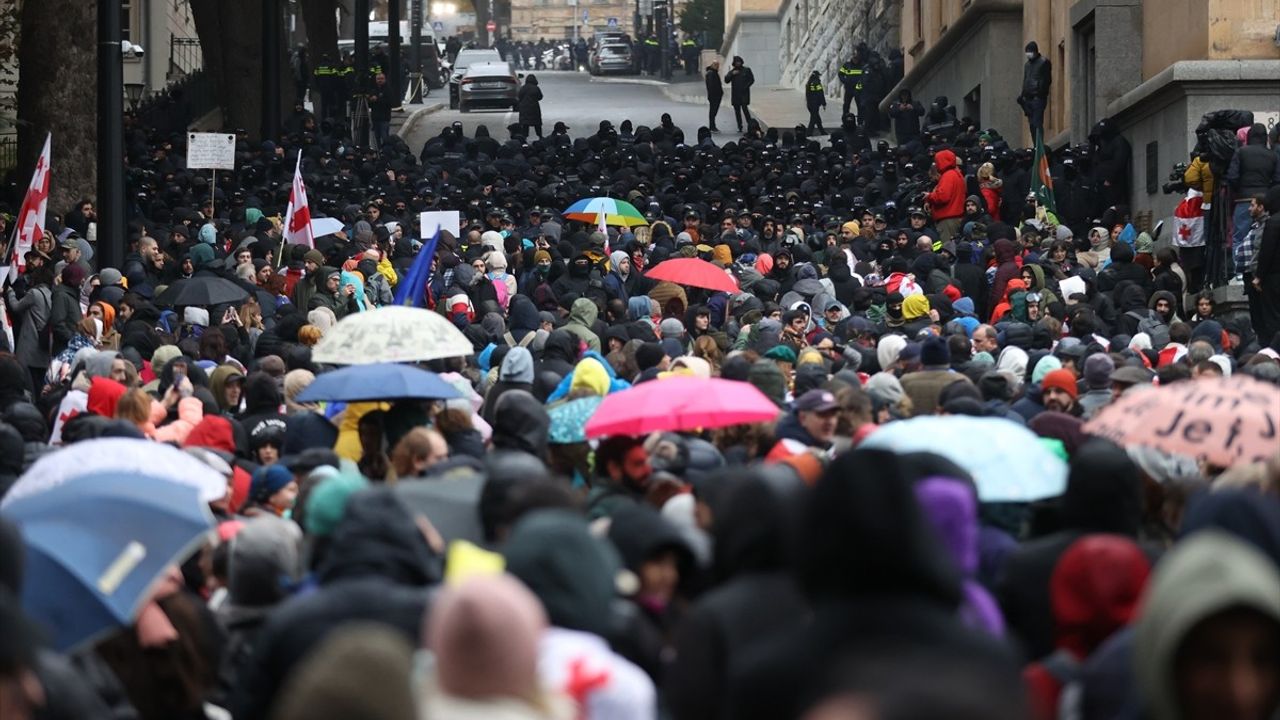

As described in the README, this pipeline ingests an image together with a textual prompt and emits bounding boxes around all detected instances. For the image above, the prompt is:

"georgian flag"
[11,133,51,272]
[283,151,314,247]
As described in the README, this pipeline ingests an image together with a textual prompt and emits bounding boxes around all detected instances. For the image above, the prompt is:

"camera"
[1161,162,1189,194]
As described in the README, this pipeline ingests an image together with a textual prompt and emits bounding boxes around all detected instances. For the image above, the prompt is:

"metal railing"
[0,136,15,172]
[169,36,203,79]
[134,69,217,135]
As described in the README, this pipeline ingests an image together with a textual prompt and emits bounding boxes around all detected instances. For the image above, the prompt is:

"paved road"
[397,71,730,152]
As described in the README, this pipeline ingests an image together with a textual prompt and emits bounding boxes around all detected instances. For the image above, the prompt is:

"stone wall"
[776,0,898,96]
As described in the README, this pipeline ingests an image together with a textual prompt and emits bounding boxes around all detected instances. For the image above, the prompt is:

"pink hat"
[426,574,547,702]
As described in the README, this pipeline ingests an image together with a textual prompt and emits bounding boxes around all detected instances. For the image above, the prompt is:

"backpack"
[1127,310,1170,348]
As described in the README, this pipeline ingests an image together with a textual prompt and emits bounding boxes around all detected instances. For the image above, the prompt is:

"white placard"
[419,210,461,240]
[310,217,345,237]
[187,132,237,170]
[1059,275,1086,300]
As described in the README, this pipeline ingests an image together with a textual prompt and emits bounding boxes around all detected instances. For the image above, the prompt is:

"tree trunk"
[189,0,290,140]
[16,0,97,216]
[300,0,339,62]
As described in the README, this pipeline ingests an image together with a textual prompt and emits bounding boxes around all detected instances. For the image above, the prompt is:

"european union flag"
[392,228,441,307]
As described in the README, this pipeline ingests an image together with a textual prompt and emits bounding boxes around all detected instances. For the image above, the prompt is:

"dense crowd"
[1,84,1279,720]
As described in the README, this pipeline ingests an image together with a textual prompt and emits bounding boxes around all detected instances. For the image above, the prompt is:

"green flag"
[1030,128,1057,215]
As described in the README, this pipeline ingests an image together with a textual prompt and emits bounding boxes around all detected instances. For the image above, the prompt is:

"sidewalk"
[659,81,841,132]
[393,99,449,138]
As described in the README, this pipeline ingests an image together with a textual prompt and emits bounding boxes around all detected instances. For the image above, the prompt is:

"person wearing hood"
[49,264,85,357]
[533,329,579,401]
[482,347,534,427]
[998,439,1144,660]
[239,372,287,462]
[668,468,808,720]
[1097,242,1152,297]
[562,297,601,352]
[1227,123,1279,270]
[214,515,302,707]
[517,74,543,138]
[1022,535,1150,720]
[502,510,657,719]
[1253,184,1280,345]
[604,250,631,304]
[723,56,755,133]
[988,238,1023,315]
[727,449,1021,720]
[925,149,966,244]
[308,267,359,319]
[490,389,550,462]
[1134,531,1280,720]
[1077,227,1112,270]
[1018,41,1051,137]
[915,476,1005,637]
[228,487,441,720]
[804,70,827,135]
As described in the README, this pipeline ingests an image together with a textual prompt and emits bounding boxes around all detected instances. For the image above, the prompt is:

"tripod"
[349,94,371,148]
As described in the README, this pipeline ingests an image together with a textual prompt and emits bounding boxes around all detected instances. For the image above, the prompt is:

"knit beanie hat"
[250,464,294,503]
[426,574,547,703]
[283,369,316,407]
[533,249,552,264]
[660,317,685,339]
[1041,369,1079,400]
[1083,353,1116,390]
[636,341,665,371]
[920,335,950,368]
[303,470,369,537]
[1031,355,1063,385]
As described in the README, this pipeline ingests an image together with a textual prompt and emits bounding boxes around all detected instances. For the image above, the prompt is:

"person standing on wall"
[724,56,755,134]
[706,60,724,133]
[1017,41,1052,140]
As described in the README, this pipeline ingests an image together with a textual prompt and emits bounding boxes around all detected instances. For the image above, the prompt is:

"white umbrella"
[311,306,474,365]
[1,438,228,509]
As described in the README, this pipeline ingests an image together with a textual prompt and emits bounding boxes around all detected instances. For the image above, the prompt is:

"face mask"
[1026,52,1035,61]
[887,304,904,320]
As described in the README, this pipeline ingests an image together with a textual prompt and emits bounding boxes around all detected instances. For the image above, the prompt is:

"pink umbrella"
[584,376,781,438]
[644,257,740,294]
[1084,375,1280,468]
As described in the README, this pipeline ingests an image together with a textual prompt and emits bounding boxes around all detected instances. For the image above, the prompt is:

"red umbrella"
[584,376,780,438]
[643,258,740,294]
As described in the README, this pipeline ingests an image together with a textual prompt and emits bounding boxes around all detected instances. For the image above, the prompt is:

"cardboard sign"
[419,210,461,240]
[187,133,237,170]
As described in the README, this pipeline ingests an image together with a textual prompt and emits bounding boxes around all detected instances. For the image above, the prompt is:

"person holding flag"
[6,134,50,277]
[393,227,442,308]
[282,151,314,249]
[1030,129,1060,226]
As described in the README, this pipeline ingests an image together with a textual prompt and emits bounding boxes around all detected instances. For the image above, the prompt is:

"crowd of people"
[1,75,1280,720]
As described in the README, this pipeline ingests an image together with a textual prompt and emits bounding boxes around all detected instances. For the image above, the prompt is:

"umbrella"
[154,276,250,307]
[858,415,1068,503]
[644,258,740,294]
[584,376,780,439]
[394,471,485,544]
[1,438,229,510]
[562,197,648,227]
[295,363,462,403]
[1084,375,1280,468]
[548,396,604,444]
[311,306,474,365]
[3,472,215,651]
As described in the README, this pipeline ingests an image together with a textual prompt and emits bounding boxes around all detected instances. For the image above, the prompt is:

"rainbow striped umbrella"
[562,197,648,227]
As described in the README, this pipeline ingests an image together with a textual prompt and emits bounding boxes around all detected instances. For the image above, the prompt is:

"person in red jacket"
[1022,535,1150,720]
[925,149,966,244]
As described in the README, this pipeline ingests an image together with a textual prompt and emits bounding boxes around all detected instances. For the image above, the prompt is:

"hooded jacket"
[1226,123,1279,197]
[490,389,550,459]
[563,297,602,352]
[1135,531,1280,720]
[998,439,1144,660]
[925,150,966,220]
[482,347,535,427]
[728,449,1020,720]
[989,238,1022,314]
[668,470,808,720]
[229,488,439,720]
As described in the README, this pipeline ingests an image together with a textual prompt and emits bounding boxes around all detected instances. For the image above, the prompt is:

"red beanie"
[1041,369,1079,400]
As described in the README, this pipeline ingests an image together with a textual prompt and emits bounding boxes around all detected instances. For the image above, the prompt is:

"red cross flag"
[11,133,51,273]
[283,151,314,248]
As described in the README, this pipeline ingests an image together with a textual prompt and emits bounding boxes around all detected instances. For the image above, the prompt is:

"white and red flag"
[283,151,314,247]
[11,133,51,272]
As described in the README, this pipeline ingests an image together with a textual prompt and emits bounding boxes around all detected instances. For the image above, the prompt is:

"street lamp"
[124,82,145,111]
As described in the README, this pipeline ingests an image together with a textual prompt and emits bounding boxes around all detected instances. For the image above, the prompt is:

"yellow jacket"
[1184,157,1214,196]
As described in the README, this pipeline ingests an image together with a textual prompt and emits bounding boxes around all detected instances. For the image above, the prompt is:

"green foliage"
[678,0,722,50]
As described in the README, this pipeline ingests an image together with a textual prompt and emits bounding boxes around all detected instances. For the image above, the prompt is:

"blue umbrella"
[2,472,214,651]
[296,363,462,403]
[548,396,604,444]
[857,415,1068,502]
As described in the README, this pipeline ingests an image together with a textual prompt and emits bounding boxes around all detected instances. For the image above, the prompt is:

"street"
[398,71,721,151]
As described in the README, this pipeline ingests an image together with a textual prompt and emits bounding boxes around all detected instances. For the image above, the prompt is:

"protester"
[0,61,1278,720]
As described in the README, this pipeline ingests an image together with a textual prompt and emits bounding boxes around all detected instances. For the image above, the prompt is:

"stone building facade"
[508,0,638,41]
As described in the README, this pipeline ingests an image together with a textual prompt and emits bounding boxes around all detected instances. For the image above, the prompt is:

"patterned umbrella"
[562,197,648,227]
[311,306,474,365]
[548,396,604,444]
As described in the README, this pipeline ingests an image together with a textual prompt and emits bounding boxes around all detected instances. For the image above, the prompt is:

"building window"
[1146,142,1159,195]
[122,0,133,42]
[963,84,980,127]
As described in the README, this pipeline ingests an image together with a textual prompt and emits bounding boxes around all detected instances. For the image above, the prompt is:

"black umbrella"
[154,277,250,307]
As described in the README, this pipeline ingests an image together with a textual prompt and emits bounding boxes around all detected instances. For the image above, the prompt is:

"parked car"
[448,47,505,109]
[590,43,633,75]
[458,61,519,113]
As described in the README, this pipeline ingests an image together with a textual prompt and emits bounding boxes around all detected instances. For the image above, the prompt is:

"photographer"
[888,89,925,145]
